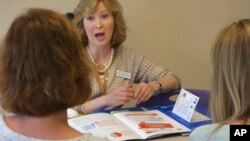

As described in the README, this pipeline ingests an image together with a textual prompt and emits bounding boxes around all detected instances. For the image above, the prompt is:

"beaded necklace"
[86,47,114,74]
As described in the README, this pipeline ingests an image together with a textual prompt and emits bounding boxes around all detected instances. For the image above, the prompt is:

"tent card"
[172,89,199,122]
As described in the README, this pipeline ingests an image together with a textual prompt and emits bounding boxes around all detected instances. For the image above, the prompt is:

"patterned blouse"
[88,46,181,100]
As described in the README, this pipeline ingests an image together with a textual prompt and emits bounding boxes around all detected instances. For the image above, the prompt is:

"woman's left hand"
[134,82,155,104]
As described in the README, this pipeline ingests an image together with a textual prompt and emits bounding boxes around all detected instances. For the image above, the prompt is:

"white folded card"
[172,89,199,122]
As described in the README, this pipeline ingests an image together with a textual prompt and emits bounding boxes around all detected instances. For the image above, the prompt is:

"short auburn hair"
[0,8,93,116]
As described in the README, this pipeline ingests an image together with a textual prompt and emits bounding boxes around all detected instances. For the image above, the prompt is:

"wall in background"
[0,0,78,39]
[1,0,250,90]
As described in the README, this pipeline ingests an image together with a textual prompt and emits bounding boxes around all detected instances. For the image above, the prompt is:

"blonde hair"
[210,19,250,123]
[73,0,127,48]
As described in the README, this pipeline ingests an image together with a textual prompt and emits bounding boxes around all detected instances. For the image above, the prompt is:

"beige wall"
[1,0,250,90]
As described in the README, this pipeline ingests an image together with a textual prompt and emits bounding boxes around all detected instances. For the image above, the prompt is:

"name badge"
[116,70,131,80]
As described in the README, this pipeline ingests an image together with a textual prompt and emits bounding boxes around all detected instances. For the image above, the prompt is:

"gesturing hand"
[134,82,155,104]
[105,84,135,107]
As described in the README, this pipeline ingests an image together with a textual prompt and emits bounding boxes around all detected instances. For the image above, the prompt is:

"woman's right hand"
[105,84,135,107]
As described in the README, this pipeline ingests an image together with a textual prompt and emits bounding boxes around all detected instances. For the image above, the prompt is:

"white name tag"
[116,70,131,79]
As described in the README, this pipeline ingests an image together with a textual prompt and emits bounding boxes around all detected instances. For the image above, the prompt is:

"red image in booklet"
[139,122,174,129]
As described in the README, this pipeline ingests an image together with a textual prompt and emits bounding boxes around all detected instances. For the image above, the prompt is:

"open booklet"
[68,109,191,141]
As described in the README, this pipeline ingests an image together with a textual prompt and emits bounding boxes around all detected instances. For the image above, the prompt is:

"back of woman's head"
[210,19,250,123]
[0,8,92,116]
